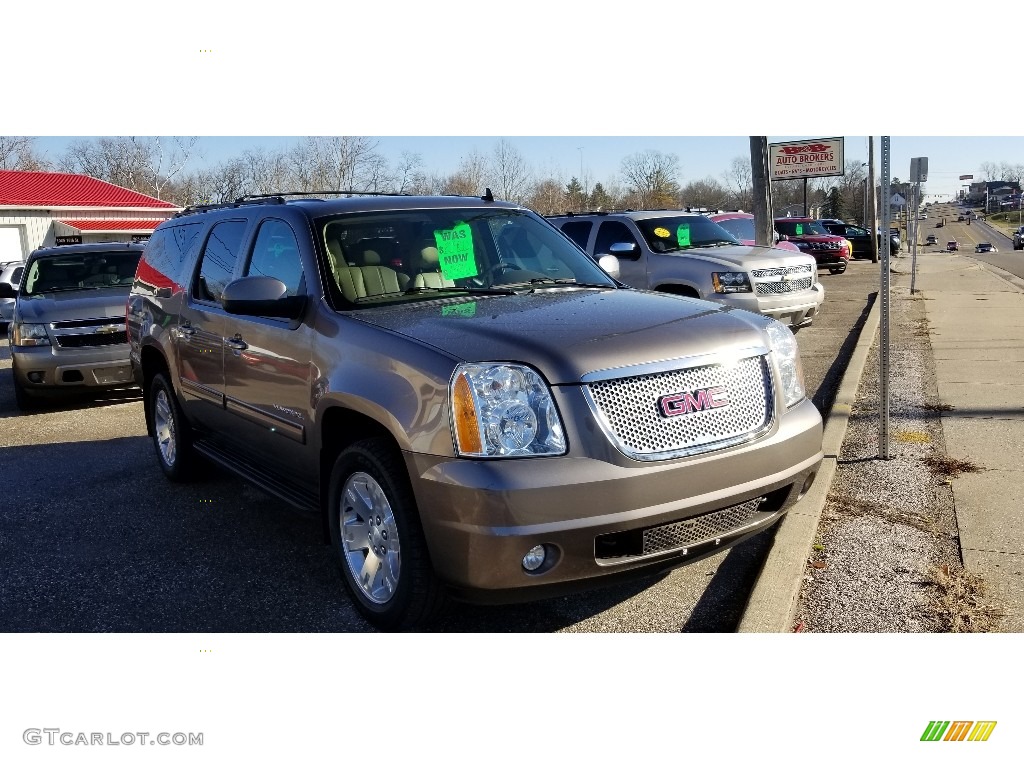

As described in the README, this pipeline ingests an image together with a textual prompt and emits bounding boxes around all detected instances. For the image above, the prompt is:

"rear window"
[23,250,142,296]
[712,217,754,241]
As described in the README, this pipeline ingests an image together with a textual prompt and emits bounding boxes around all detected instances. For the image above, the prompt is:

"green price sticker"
[442,302,477,318]
[795,224,804,235]
[676,224,691,248]
[434,222,478,280]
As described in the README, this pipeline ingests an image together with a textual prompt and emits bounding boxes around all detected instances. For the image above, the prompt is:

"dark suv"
[4,242,144,409]
[127,192,823,629]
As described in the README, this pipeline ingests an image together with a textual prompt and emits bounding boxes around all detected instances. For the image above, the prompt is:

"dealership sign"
[768,137,844,181]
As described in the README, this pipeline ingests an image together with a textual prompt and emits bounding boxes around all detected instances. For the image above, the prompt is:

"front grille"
[55,331,128,348]
[585,355,773,460]
[642,496,766,555]
[750,265,812,279]
[52,316,123,329]
[755,277,813,295]
[594,496,767,560]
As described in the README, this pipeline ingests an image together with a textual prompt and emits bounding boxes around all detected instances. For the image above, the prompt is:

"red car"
[774,218,852,274]
[946,240,959,252]
[707,212,801,252]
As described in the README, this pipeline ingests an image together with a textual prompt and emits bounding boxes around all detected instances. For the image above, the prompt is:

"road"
[0,264,880,633]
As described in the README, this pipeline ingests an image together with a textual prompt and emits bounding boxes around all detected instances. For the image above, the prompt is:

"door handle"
[177,323,196,339]
[224,335,248,351]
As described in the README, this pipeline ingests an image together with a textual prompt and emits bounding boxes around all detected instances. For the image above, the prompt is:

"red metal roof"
[58,219,167,232]
[0,170,176,208]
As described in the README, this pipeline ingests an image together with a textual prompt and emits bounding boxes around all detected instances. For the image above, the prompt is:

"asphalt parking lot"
[0,261,881,632]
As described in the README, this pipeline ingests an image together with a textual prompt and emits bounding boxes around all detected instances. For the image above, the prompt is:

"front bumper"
[405,397,823,603]
[718,283,825,327]
[11,343,136,392]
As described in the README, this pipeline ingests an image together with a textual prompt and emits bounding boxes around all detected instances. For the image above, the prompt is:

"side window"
[11,266,23,285]
[848,227,868,237]
[594,221,638,255]
[194,219,247,303]
[559,221,593,251]
[246,219,304,297]
[136,223,202,295]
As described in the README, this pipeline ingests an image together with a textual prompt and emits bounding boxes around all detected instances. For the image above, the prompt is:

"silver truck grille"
[641,496,766,556]
[755,277,813,295]
[585,355,773,461]
[750,265,813,279]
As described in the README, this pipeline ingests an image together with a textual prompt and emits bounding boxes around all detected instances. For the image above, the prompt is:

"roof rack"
[175,190,412,217]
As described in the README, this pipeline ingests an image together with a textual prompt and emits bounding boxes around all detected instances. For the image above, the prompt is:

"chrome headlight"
[13,323,51,347]
[711,272,752,294]
[451,363,566,457]
[765,320,806,408]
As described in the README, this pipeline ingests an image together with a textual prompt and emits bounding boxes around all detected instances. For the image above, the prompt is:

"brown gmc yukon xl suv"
[127,192,823,629]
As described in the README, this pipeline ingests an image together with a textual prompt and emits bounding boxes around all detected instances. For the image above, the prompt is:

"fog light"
[28,371,45,384]
[522,545,546,572]
[797,471,817,500]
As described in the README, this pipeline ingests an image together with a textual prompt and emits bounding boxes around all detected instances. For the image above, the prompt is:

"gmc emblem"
[658,386,730,417]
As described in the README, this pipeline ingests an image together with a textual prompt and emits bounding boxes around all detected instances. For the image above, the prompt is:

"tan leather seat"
[334,265,409,302]
[411,243,455,289]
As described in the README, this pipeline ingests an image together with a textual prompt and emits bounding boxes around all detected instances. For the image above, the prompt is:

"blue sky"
[28,135,1019,199]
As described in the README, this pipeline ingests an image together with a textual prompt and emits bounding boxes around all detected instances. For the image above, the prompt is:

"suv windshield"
[776,221,830,237]
[713,217,755,241]
[633,216,741,252]
[22,251,142,296]
[318,208,616,306]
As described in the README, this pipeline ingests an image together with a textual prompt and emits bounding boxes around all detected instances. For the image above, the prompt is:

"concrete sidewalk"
[740,249,1023,632]
[916,252,1024,631]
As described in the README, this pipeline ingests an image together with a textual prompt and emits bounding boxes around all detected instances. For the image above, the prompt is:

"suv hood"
[350,289,769,384]
[668,243,815,270]
[14,287,130,324]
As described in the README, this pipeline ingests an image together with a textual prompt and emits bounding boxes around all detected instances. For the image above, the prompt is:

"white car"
[975,243,997,254]
[0,260,25,327]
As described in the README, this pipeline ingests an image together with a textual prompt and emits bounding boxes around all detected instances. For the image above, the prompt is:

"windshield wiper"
[403,285,518,296]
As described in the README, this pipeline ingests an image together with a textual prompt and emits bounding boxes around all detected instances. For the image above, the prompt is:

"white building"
[0,170,179,264]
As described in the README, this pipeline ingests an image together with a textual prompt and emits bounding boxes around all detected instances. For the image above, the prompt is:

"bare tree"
[57,136,197,200]
[286,136,384,191]
[679,177,731,209]
[722,156,753,210]
[490,139,531,202]
[524,178,566,215]
[0,136,48,171]
[619,150,681,209]
[979,161,1001,181]
[441,150,490,196]
[392,151,425,194]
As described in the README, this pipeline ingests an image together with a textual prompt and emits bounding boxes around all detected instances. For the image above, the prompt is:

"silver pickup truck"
[549,210,825,328]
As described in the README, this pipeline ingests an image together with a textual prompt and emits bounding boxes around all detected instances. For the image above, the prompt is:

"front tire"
[148,372,195,481]
[328,438,447,630]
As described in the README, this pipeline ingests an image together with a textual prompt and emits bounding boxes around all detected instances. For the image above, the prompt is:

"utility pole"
[868,136,878,263]
[749,136,774,246]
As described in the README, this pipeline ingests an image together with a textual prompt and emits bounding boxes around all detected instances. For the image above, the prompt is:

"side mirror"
[0,283,16,299]
[221,276,306,319]
[596,254,621,280]
[607,242,641,259]
[779,234,789,241]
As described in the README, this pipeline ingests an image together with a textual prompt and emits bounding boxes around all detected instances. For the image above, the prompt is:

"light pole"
[577,147,585,195]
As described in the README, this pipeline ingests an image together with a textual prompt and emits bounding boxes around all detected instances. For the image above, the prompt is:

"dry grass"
[823,492,940,535]
[923,454,983,479]
[926,563,1004,632]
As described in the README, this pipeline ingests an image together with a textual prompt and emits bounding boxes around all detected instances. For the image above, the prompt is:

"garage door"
[0,226,25,263]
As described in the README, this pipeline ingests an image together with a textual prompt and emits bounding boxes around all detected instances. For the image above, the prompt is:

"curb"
[736,292,881,633]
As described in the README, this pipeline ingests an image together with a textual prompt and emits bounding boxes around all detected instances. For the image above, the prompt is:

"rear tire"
[328,438,447,630]
[148,372,195,481]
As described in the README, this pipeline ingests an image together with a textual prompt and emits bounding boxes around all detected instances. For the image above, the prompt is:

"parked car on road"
[0,260,24,328]
[774,218,851,274]
[549,209,824,327]
[705,211,801,252]
[3,243,143,410]
[975,242,997,253]
[127,192,823,630]
[819,221,900,259]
